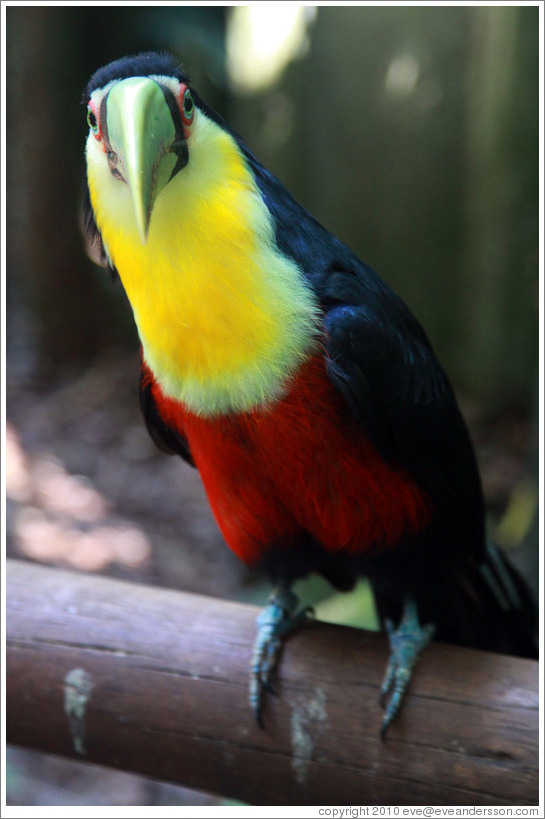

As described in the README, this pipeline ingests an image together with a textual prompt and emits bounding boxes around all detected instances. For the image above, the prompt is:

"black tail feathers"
[433,541,538,659]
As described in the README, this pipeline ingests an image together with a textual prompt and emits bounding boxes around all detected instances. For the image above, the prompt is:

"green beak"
[104,77,186,243]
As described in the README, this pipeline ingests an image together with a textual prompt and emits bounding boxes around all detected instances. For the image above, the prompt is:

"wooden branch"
[6,559,538,806]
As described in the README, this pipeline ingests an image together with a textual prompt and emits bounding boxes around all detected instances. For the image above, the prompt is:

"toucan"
[82,52,537,736]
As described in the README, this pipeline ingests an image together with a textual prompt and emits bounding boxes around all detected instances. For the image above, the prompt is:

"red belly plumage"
[146,356,430,567]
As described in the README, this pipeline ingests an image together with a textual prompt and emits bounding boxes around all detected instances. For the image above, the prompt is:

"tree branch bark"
[6,559,538,806]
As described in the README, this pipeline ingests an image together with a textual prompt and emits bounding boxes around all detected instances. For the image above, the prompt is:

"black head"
[83,51,190,101]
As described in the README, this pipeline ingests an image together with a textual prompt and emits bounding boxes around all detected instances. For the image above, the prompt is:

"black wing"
[321,265,485,549]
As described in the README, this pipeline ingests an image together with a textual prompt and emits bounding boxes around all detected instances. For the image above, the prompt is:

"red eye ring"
[87,103,102,141]
[180,84,195,126]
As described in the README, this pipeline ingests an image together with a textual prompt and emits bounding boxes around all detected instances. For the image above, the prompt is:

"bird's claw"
[379,599,434,739]
[250,586,313,728]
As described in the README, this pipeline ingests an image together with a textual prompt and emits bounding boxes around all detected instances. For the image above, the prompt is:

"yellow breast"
[87,113,320,415]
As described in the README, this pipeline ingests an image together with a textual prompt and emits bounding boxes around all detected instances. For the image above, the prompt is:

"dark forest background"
[5,4,540,807]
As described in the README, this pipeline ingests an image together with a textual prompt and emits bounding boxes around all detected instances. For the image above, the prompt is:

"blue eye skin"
[87,106,99,133]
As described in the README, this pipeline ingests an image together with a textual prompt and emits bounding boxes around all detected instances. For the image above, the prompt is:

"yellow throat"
[86,110,319,416]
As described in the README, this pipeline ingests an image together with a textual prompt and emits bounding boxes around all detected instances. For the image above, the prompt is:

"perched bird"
[82,52,537,736]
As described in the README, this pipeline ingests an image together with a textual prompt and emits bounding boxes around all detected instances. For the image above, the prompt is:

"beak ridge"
[104,77,182,243]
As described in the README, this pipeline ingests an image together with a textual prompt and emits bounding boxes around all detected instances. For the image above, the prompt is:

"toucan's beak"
[103,77,187,243]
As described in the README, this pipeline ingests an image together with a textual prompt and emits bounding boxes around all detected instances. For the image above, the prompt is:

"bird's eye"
[87,105,100,137]
[181,88,194,125]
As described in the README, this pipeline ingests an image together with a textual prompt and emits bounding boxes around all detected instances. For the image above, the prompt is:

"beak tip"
[135,213,150,245]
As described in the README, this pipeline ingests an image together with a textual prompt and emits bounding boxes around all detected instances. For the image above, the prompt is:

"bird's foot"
[379,599,435,739]
[250,585,313,728]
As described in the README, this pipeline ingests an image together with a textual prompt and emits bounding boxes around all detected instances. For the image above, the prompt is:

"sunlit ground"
[7,421,151,572]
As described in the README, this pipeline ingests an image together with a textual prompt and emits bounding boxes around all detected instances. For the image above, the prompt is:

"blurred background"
[5,3,540,807]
